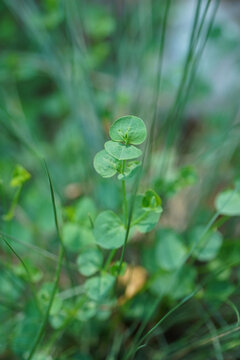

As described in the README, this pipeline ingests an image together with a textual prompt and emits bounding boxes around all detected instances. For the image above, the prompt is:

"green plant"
[93,115,162,255]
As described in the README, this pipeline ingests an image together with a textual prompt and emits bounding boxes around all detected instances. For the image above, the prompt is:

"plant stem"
[122,160,128,227]
[104,249,117,271]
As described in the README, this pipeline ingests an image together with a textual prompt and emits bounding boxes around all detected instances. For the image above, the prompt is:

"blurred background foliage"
[1,0,240,359]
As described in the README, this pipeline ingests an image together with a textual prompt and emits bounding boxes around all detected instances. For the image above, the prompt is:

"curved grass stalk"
[27,162,64,360]
[0,234,40,313]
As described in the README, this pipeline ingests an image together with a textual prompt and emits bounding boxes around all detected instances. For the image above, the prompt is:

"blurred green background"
[1,0,240,359]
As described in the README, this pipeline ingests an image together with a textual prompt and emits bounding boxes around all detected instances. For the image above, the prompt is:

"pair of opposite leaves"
[93,115,147,179]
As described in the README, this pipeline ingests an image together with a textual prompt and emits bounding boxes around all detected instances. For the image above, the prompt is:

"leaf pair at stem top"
[93,115,147,179]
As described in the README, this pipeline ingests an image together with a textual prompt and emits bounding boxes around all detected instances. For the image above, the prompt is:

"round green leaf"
[77,248,103,276]
[189,226,223,261]
[155,230,187,271]
[93,149,120,178]
[104,140,142,160]
[93,210,125,249]
[215,190,240,216]
[84,273,115,301]
[109,115,147,145]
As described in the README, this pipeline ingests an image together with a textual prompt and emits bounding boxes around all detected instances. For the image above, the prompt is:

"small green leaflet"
[93,210,125,249]
[104,140,142,160]
[109,115,147,145]
[132,191,162,233]
[93,150,120,178]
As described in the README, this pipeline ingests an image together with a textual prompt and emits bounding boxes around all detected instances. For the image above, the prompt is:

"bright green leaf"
[109,115,147,145]
[77,248,103,276]
[93,149,120,178]
[93,210,125,249]
[104,140,142,161]
[215,189,240,216]
[84,273,115,301]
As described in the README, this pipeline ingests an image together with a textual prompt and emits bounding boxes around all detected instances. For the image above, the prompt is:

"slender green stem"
[122,160,128,227]
[131,211,148,227]
[27,246,64,360]
[122,180,128,227]
[0,234,41,313]
[104,249,117,271]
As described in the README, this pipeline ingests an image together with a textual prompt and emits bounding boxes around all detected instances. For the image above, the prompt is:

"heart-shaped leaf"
[93,210,126,249]
[93,149,120,178]
[215,190,240,216]
[109,115,147,145]
[104,140,142,160]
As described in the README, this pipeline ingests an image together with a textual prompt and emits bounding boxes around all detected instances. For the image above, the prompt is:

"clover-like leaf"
[118,161,141,180]
[84,273,115,301]
[77,248,103,276]
[104,140,142,160]
[93,210,125,249]
[215,189,240,216]
[132,194,162,233]
[109,115,147,145]
[93,149,120,178]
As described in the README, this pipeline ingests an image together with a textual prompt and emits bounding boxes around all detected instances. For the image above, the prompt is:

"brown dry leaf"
[118,265,147,305]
